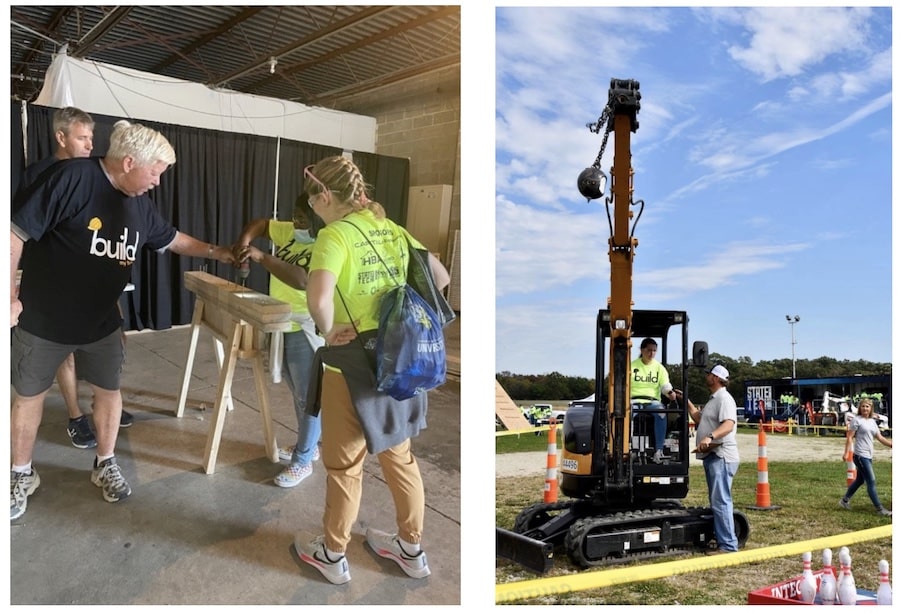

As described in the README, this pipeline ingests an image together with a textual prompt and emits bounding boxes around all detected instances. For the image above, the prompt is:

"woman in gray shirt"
[840,399,892,516]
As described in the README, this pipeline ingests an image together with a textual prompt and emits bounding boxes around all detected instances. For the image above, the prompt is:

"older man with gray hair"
[10,119,235,521]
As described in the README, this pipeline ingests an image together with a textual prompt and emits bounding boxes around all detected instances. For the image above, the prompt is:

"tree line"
[497,354,891,405]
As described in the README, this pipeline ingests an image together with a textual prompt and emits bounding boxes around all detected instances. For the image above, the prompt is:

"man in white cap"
[678,364,739,554]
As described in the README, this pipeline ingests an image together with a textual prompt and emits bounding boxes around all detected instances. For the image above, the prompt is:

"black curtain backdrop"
[11,102,410,332]
[275,138,343,221]
[352,150,410,224]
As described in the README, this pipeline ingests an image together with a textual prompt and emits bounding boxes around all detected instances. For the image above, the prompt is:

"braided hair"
[304,156,386,219]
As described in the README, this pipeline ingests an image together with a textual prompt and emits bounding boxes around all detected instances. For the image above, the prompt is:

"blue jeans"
[702,454,739,552]
[634,401,667,450]
[844,454,883,509]
[282,330,320,466]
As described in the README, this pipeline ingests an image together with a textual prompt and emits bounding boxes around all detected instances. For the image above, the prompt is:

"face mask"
[294,228,314,244]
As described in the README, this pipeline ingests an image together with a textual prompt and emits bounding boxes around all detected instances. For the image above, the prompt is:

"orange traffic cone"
[543,420,558,503]
[748,427,781,511]
[845,426,857,486]
[845,452,857,486]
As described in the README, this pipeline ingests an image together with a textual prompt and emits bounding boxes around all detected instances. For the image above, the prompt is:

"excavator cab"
[560,309,705,505]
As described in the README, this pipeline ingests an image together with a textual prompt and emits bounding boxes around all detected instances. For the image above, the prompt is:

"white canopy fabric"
[569,394,595,405]
[35,49,376,153]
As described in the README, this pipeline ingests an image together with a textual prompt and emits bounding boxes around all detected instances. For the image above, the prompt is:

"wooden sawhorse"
[175,271,292,474]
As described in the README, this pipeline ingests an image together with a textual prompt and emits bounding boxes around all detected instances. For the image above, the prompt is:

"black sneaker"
[67,416,98,449]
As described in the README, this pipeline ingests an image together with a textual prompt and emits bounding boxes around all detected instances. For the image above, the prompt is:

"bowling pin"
[819,548,837,605]
[876,559,892,605]
[838,551,856,606]
[836,547,850,604]
[800,551,817,603]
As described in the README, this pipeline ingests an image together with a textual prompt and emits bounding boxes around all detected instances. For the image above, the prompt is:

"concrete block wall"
[333,66,461,249]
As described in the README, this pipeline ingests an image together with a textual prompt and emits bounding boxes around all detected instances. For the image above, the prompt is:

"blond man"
[10,120,235,520]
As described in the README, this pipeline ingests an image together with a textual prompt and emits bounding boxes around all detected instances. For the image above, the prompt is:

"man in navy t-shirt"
[10,119,236,521]
[18,106,136,447]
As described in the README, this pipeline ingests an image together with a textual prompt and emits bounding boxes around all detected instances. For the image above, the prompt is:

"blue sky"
[494,6,892,378]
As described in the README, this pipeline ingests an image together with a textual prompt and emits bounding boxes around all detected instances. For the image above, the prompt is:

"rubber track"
[564,506,712,568]
[512,500,577,536]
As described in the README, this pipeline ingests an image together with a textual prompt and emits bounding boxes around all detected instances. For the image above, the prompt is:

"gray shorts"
[11,327,125,396]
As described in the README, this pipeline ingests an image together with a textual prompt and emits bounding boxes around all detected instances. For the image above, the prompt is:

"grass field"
[495,436,892,604]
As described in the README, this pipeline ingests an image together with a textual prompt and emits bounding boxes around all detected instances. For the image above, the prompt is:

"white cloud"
[725,7,872,81]
[637,240,810,295]
[806,48,893,100]
[496,104,601,206]
[494,7,891,371]
[675,91,890,195]
[495,194,610,297]
[495,298,599,376]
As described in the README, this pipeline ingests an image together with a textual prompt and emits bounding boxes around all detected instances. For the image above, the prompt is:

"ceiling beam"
[11,7,73,77]
[244,5,459,94]
[305,53,460,107]
[150,6,266,73]
[70,6,134,58]
[211,5,393,88]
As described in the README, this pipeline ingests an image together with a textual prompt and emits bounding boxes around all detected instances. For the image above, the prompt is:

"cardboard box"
[747,571,878,605]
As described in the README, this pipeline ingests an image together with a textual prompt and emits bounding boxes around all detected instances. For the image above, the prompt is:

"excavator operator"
[631,337,677,463]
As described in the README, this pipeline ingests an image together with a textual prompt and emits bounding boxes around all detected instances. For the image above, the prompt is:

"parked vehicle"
[520,403,552,426]
[819,391,888,430]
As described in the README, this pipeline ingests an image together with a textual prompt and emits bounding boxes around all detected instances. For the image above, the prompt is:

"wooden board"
[178,270,288,472]
[184,270,292,332]
[496,380,532,431]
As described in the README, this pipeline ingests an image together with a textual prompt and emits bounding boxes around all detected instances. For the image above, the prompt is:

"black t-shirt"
[12,157,177,344]
[20,155,63,191]
[15,155,65,271]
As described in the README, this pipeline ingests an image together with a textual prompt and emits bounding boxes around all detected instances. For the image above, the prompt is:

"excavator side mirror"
[692,341,708,367]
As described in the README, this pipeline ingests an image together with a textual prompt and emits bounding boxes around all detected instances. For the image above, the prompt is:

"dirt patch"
[495,430,869,478]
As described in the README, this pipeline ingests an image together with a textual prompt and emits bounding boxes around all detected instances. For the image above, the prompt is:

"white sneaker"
[10,468,40,521]
[274,463,312,488]
[294,533,351,585]
[653,449,665,464]
[91,457,131,503]
[366,527,431,578]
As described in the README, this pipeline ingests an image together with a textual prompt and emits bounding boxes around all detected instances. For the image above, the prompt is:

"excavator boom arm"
[604,79,641,490]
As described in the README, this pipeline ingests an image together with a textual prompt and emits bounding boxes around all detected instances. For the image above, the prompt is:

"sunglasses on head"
[303,165,329,196]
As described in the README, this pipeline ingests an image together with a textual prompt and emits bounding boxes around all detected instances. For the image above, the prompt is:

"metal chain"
[586,103,613,169]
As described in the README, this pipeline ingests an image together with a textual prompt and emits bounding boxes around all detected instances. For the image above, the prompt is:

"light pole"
[786,315,800,380]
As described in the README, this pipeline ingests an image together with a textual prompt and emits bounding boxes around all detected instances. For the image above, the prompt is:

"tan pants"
[320,369,425,553]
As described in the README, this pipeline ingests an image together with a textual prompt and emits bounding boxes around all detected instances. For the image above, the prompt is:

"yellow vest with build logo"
[630,357,670,402]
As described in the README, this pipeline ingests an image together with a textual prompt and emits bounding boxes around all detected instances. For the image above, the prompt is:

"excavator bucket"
[495,527,554,574]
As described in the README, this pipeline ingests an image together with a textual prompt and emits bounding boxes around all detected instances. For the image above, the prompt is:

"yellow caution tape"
[495,525,891,603]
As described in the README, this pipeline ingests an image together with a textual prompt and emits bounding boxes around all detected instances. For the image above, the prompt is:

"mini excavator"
[496,78,750,573]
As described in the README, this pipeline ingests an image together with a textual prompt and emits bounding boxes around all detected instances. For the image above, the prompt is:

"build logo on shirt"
[87,217,140,266]
[633,369,661,384]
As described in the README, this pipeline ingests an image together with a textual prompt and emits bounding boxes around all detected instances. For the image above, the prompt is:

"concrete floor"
[10,318,460,605]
